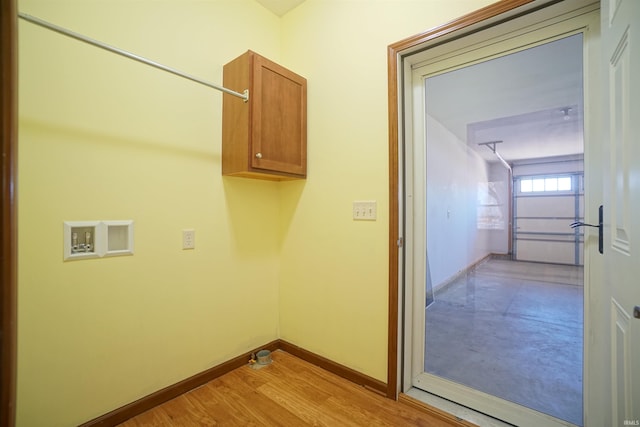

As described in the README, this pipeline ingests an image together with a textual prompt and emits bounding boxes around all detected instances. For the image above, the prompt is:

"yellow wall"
[17,0,494,425]
[18,1,282,425]
[277,0,494,381]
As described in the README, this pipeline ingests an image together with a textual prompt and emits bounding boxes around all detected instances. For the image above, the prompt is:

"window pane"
[558,177,572,191]
[532,178,545,192]
[545,178,558,191]
[521,179,532,192]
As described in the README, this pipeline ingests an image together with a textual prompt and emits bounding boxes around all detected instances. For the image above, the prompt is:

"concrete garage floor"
[425,258,583,426]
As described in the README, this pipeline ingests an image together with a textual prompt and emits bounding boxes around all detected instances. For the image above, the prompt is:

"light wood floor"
[119,350,469,426]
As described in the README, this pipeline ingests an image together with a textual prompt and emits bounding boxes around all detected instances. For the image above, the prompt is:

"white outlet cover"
[182,229,195,249]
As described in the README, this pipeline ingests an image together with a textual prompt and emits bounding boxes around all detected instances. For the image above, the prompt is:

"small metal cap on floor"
[256,349,272,365]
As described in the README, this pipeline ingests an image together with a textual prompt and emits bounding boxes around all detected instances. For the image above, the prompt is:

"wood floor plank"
[256,380,355,426]
[162,394,220,426]
[199,377,276,425]
[202,374,309,426]
[118,405,172,426]
[119,350,473,426]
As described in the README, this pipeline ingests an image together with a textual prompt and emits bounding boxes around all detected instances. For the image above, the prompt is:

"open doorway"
[422,34,584,426]
[401,6,598,422]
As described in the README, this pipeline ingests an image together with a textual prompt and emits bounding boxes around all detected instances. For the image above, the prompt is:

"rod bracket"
[243,89,249,103]
[477,140,503,153]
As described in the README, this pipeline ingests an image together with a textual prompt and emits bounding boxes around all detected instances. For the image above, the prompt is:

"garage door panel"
[516,195,577,217]
[517,240,582,265]
[517,218,580,233]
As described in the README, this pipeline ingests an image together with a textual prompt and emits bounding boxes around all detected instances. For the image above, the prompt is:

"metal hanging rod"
[18,12,249,102]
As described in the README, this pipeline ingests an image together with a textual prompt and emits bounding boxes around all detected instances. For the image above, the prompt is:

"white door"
[601,0,640,423]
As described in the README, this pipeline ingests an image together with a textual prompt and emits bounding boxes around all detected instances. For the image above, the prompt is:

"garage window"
[520,176,572,193]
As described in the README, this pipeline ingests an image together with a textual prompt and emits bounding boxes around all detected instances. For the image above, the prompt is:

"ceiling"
[255,0,306,16]
[426,33,584,164]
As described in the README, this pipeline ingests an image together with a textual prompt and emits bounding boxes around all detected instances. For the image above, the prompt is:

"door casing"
[387,0,538,399]
[1,0,19,425]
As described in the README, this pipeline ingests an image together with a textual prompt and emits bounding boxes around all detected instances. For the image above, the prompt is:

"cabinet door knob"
[255,153,263,159]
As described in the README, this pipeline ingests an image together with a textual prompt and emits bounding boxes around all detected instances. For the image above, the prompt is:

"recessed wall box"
[64,221,100,261]
[104,220,134,257]
[63,220,134,261]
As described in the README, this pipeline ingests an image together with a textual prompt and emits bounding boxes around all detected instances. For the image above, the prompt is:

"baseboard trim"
[398,393,479,427]
[79,339,280,427]
[79,339,388,426]
[278,340,388,395]
[433,254,493,296]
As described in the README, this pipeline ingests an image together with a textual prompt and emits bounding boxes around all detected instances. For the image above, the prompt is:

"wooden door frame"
[385,0,538,399]
[1,0,18,424]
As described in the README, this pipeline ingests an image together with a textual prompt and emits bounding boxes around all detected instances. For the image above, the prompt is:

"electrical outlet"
[353,201,377,221]
[182,229,195,249]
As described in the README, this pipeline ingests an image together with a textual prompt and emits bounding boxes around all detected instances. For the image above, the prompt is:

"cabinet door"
[251,55,307,177]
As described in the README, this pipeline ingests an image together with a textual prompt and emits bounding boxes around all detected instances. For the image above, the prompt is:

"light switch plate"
[353,201,377,221]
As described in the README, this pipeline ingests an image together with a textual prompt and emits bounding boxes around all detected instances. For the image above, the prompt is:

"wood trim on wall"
[80,339,387,426]
[278,340,387,395]
[1,0,18,425]
[385,0,534,399]
[80,340,281,427]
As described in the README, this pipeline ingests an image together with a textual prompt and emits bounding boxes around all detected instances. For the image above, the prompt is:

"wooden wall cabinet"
[222,50,307,180]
